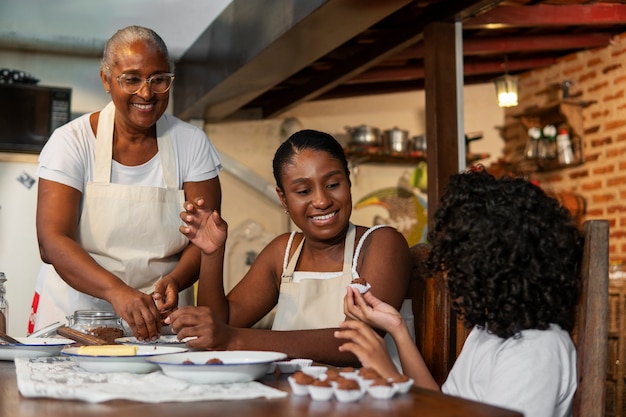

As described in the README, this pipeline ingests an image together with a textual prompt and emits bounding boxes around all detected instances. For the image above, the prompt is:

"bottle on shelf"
[0,273,8,334]
[524,127,542,159]
[537,124,557,160]
[556,126,575,166]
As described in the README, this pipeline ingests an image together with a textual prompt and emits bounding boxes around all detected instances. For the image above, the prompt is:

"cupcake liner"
[367,384,397,399]
[349,282,371,294]
[357,377,376,389]
[302,365,328,379]
[308,385,334,401]
[391,377,414,394]
[338,368,359,380]
[288,376,313,396]
[334,388,365,403]
[271,358,314,374]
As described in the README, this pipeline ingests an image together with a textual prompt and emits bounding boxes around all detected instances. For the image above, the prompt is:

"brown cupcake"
[336,378,360,391]
[292,370,315,385]
[390,374,410,383]
[350,277,367,286]
[312,378,332,387]
[358,367,382,380]
[371,377,393,387]
[325,368,342,382]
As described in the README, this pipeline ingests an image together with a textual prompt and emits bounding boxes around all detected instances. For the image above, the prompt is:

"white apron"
[33,102,194,330]
[272,223,414,371]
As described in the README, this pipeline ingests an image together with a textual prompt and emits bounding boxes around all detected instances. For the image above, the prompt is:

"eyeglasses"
[114,73,175,94]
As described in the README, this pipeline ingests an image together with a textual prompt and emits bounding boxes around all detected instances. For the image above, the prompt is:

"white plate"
[146,350,287,384]
[114,335,196,348]
[61,345,188,373]
[0,337,75,361]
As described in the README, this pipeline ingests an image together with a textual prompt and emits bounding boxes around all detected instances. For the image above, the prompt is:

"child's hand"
[335,319,403,380]
[344,286,404,334]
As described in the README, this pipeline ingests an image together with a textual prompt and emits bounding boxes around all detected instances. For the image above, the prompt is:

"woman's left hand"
[164,305,232,349]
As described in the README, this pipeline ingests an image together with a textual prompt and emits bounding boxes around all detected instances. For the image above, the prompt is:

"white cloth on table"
[15,357,287,403]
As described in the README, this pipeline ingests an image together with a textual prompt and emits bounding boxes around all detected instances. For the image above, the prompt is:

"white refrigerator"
[0,157,40,337]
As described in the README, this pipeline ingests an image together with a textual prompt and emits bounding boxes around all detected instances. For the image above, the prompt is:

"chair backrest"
[408,243,458,385]
[572,219,609,417]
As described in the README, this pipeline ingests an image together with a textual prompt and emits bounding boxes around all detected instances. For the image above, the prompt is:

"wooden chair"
[409,219,610,416]
[572,219,609,417]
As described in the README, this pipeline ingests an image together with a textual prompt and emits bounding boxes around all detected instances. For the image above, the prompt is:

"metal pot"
[411,134,427,152]
[383,127,409,152]
[345,124,381,145]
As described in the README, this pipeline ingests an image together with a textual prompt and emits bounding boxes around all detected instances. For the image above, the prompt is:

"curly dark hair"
[427,167,583,339]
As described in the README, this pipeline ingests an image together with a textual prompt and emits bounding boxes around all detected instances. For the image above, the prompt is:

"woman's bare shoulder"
[356,224,408,247]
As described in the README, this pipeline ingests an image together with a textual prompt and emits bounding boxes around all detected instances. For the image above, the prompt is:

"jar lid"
[72,310,118,319]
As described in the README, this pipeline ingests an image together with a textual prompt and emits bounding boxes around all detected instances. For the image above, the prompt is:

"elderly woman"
[30,25,222,341]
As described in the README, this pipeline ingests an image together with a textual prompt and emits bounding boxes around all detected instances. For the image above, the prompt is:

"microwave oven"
[0,83,72,153]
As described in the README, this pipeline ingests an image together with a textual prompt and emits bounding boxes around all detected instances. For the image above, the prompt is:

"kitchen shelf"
[499,99,594,174]
[345,148,489,166]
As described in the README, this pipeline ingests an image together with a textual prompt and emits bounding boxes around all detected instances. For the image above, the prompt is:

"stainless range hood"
[173,0,412,122]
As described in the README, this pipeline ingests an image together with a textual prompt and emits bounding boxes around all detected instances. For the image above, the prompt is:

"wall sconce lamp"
[494,74,519,108]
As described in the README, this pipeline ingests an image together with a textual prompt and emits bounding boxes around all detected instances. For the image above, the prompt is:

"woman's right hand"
[110,286,162,341]
[179,197,227,255]
[344,286,404,334]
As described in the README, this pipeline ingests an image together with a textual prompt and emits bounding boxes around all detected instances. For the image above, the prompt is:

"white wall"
[209,85,504,240]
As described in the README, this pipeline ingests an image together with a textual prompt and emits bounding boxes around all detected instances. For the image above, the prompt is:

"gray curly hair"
[100,25,174,79]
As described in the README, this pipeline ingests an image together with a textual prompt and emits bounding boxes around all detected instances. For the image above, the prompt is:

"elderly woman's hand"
[179,197,227,255]
[110,286,162,341]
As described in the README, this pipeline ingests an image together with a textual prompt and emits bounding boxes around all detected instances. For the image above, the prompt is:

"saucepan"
[345,124,382,146]
[383,127,410,152]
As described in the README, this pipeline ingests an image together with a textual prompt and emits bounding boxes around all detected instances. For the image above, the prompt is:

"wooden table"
[0,361,521,417]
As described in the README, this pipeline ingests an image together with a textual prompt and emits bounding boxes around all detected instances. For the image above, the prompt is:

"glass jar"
[67,310,126,344]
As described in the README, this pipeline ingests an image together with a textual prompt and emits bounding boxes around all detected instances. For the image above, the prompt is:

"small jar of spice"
[67,310,126,344]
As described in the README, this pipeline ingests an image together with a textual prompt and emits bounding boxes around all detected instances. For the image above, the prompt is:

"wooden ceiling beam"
[391,33,614,60]
[348,56,557,83]
[465,4,626,28]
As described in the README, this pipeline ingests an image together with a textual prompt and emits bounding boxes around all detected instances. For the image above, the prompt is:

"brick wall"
[500,32,626,263]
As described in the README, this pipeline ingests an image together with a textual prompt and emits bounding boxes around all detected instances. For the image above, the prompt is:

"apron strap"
[343,223,356,276]
[156,114,177,189]
[94,101,116,183]
[281,223,356,283]
[282,231,302,283]
[351,224,387,278]
[93,102,177,189]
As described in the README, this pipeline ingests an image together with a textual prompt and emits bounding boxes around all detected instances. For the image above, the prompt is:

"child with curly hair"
[335,166,582,417]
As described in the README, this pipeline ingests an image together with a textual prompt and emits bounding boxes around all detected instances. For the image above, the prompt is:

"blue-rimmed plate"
[61,345,187,373]
[146,350,287,384]
[0,337,75,361]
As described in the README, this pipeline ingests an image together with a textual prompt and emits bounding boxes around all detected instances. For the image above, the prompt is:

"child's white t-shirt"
[442,324,576,417]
